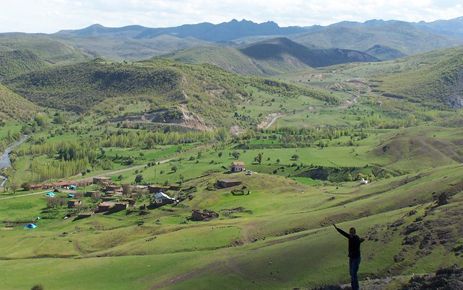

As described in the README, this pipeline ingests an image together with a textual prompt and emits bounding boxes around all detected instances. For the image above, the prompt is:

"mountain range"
[50,18,463,60]
[165,37,378,75]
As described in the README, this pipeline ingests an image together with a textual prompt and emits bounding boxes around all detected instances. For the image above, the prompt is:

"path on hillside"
[257,112,284,130]
[0,158,173,201]
[257,78,370,130]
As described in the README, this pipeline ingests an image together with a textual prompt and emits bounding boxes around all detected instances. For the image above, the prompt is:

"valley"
[0,15,462,290]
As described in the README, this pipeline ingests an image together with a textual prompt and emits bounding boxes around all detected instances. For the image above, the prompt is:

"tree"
[346,173,353,182]
[135,174,144,184]
[291,154,299,161]
[254,152,263,164]
[232,151,240,160]
[9,182,18,194]
[122,184,131,196]
[21,182,31,191]
[31,285,44,290]
[171,165,178,173]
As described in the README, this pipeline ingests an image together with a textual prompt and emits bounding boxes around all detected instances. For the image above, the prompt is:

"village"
[24,161,251,228]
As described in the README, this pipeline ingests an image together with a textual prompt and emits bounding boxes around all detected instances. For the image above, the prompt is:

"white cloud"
[0,0,462,33]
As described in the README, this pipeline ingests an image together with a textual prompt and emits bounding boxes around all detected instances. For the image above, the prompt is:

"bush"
[135,174,143,184]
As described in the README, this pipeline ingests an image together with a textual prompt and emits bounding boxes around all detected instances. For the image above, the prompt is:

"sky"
[0,0,462,33]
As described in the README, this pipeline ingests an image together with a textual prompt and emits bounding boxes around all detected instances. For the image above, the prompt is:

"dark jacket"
[336,227,364,258]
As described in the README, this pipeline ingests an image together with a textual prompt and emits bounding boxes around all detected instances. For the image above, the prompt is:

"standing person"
[333,224,365,290]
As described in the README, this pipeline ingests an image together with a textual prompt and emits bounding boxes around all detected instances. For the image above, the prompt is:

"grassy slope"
[0,34,90,65]
[0,84,39,121]
[377,47,463,108]
[0,38,462,290]
[57,34,208,60]
[292,21,461,55]
[283,46,463,109]
[364,44,407,61]
[0,163,461,289]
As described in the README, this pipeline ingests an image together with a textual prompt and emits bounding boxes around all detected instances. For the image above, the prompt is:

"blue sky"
[1,0,462,33]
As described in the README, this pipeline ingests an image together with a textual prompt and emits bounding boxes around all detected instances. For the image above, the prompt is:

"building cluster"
[41,161,250,221]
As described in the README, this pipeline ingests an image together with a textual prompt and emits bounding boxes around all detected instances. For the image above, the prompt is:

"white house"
[360,178,369,185]
[152,192,177,205]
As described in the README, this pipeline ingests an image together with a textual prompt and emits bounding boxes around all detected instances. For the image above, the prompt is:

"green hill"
[376,47,463,108]
[364,44,406,60]
[0,84,39,121]
[0,49,48,79]
[5,58,334,128]
[240,37,378,68]
[165,45,311,75]
[0,33,90,65]
[293,20,461,56]
[166,38,378,76]
[56,34,208,60]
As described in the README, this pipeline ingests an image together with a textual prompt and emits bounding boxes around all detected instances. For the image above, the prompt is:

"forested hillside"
[5,58,335,128]
[0,49,48,79]
[0,84,39,121]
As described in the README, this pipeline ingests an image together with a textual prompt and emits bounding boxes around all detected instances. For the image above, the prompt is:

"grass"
[0,47,463,289]
[0,144,461,289]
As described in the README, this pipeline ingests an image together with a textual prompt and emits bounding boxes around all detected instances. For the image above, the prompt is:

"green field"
[0,40,462,290]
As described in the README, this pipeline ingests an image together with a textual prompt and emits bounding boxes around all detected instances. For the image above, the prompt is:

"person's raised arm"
[333,224,349,238]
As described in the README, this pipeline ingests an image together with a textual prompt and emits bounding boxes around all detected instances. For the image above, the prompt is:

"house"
[152,192,177,205]
[148,185,170,193]
[217,179,242,188]
[113,202,129,211]
[121,198,136,207]
[85,191,100,198]
[93,176,112,186]
[190,209,219,221]
[96,201,115,213]
[130,185,148,194]
[231,161,246,172]
[169,184,182,191]
[67,199,82,208]
[96,201,128,213]
[29,184,44,190]
[74,178,93,187]
[101,196,116,201]
[105,185,123,194]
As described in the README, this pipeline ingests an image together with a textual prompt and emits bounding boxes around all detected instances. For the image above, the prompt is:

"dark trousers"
[349,257,361,290]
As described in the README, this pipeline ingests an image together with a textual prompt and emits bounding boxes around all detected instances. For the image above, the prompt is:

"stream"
[0,136,28,187]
